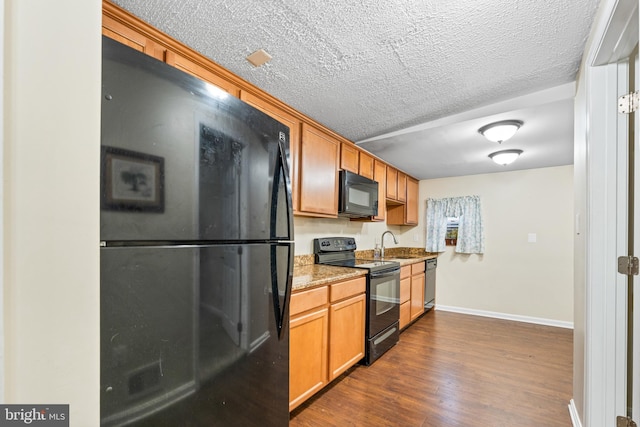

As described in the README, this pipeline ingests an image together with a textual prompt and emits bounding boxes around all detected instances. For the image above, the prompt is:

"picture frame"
[101,146,165,212]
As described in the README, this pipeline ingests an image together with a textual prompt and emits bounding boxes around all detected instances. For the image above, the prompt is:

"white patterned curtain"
[425,195,484,254]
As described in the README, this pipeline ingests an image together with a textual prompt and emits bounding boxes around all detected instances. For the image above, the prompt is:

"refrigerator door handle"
[270,134,294,241]
[271,242,294,339]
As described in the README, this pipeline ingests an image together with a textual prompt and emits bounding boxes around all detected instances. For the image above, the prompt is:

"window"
[445,217,459,246]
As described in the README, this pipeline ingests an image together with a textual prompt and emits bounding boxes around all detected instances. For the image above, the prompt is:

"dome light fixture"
[478,120,523,143]
[488,149,523,166]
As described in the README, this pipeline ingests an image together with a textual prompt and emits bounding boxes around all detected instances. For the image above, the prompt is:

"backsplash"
[293,216,424,256]
[294,247,433,266]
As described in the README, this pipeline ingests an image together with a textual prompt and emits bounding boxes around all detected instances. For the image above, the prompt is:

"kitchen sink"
[388,255,415,259]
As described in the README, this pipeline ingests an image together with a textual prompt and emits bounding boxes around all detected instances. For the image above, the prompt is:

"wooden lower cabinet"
[399,266,411,329]
[289,276,366,411]
[289,286,329,411]
[410,262,426,322]
[399,262,425,329]
[329,279,366,380]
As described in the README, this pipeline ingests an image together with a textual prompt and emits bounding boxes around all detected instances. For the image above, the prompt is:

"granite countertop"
[291,248,438,292]
[292,264,366,291]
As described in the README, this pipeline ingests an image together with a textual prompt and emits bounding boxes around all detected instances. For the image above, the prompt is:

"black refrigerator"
[100,37,293,426]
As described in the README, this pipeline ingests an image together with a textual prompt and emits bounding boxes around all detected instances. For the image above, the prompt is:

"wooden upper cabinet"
[406,177,419,225]
[397,172,407,203]
[386,167,398,200]
[373,160,386,221]
[340,143,359,174]
[359,151,374,180]
[298,123,339,217]
[240,91,301,214]
[102,14,167,61]
[165,51,239,97]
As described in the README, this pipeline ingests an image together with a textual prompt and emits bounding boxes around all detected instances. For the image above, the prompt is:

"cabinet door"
[399,276,411,329]
[359,151,374,180]
[299,124,339,217]
[410,273,425,322]
[400,301,411,330]
[373,160,386,221]
[397,172,407,203]
[386,167,398,200]
[406,177,419,225]
[329,293,366,380]
[165,51,239,97]
[240,91,301,214]
[102,15,166,61]
[340,143,359,173]
[289,307,329,411]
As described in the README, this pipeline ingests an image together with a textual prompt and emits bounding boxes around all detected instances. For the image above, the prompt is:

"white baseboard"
[568,399,582,427]
[435,305,574,329]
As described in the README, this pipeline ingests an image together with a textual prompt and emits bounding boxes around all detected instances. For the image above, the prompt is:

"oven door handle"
[370,268,400,279]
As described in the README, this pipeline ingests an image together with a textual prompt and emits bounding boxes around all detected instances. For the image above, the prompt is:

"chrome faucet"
[380,230,398,258]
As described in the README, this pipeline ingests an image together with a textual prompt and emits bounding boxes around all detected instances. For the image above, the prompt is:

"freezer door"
[100,37,292,242]
[100,242,292,426]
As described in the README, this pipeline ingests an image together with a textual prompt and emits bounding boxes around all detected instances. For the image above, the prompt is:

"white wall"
[421,165,574,324]
[3,0,101,423]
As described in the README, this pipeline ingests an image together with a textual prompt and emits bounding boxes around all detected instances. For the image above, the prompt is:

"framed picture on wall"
[101,146,165,212]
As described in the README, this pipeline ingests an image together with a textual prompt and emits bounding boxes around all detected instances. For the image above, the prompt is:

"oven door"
[367,268,400,337]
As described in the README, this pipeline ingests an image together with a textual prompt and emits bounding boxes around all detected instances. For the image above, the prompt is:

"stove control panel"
[313,237,357,253]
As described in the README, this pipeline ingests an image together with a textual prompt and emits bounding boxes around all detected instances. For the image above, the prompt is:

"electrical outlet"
[413,234,419,242]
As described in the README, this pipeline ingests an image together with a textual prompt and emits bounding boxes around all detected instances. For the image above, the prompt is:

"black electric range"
[313,237,399,273]
[313,237,400,364]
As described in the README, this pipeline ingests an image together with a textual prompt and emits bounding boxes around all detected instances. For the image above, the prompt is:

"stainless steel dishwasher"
[424,258,437,311]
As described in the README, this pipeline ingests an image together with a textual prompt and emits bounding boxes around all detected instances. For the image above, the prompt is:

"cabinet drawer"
[400,265,411,279]
[290,286,328,317]
[330,276,366,303]
[411,261,425,275]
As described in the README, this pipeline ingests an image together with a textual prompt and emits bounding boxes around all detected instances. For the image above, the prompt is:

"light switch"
[528,233,537,243]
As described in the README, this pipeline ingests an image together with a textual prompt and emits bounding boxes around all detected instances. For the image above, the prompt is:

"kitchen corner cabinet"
[399,261,425,329]
[298,124,339,217]
[340,143,359,173]
[329,277,366,380]
[405,177,419,224]
[289,276,366,411]
[387,176,419,225]
[239,91,301,214]
[289,286,329,412]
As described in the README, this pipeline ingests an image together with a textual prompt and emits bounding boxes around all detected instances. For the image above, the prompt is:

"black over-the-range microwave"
[338,170,379,218]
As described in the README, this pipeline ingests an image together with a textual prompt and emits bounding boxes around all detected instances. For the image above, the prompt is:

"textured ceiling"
[110,0,600,178]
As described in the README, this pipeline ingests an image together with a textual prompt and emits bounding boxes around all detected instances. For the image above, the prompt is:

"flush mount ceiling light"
[488,149,523,166]
[246,49,272,67]
[478,120,523,143]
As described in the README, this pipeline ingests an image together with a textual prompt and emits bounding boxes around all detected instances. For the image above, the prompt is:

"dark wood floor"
[289,310,573,427]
